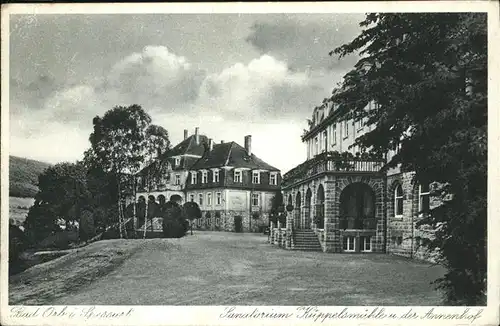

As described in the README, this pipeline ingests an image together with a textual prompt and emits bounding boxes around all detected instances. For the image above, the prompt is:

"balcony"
[282,151,384,188]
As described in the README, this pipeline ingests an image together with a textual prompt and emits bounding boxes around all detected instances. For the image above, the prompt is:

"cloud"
[9,74,65,115]
[10,48,325,169]
[196,55,327,121]
[9,118,91,165]
[246,15,363,72]
[101,46,205,109]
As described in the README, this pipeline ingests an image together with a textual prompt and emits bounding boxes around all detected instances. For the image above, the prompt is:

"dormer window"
[213,169,220,183]
[201,171,208,184]
[174,157,180,167]
[252,171,260,184]
[270,172,278,186]
[234,170,242,183]
[191,171,197,184]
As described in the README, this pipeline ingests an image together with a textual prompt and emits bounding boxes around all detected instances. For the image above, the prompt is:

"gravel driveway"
[12,232,446,305]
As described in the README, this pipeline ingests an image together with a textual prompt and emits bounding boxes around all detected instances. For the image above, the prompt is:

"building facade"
[185,135,281,233]
[278,100,437,260]
[135,129,281,233]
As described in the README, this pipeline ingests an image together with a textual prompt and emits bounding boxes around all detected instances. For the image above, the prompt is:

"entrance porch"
[280,157,386,253]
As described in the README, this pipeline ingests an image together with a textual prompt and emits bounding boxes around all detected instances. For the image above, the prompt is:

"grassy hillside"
[9,156,51,198]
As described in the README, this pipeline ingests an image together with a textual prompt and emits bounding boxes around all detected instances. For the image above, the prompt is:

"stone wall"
[386,172,416,257]
[330,174,386,253]
[191,210,269,233]
[280,168,440,262]
[284,173,386,253]
[386,171,439,262]
[268,224,288,248]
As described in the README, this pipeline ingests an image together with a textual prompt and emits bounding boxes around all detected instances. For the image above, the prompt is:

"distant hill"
[9,156,51,198]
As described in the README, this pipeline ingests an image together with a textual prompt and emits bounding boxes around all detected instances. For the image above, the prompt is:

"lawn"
[10,232,446,305]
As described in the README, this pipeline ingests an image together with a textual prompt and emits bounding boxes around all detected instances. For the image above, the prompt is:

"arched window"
[418,184,430,215]
[394,184,403,218]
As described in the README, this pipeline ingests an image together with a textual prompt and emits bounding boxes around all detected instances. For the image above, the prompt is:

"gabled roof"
[137,134,209,175]
[167,134,209,157]
[189,142,279,171]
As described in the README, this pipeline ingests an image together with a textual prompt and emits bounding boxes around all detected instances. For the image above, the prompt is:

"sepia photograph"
[1,2,498,325]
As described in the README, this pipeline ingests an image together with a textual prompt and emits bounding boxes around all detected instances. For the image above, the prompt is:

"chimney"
[195,127,199,145]
[184,129,188,140]
[209,138,214,151]
[244,135,252,156]
[220,140,224,144]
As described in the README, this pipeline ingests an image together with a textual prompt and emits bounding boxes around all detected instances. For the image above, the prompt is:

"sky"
[9,13,364,173]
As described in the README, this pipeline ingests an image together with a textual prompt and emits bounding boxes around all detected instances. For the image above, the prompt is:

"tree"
[139,124,171,232]
[146,125,171,158]
[9,223,28,274]
[86,104,154,238]
[269,191,284,226]
[162,201,187,238]
[330,13,486,305]
[24,162,90,244]
[82,158,120,234]
[79,209,96,243]
[182,201,202,235]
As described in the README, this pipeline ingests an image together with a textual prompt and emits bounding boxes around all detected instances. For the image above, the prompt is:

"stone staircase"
[292,229,323,251]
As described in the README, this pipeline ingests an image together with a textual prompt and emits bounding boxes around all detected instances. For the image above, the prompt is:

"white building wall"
[186,188,276,213]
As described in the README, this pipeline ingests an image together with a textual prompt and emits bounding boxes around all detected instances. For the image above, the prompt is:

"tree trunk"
[117,177,123,239]
[133,177,137,232]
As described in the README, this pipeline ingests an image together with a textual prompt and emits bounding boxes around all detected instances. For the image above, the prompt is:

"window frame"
[418,184,430,216]
[356,119,364,132]
[201,170,208,184]
[269,172,277,186]
[174,157,180,167]
[189,194,194,202]
[175,174,181,185]
[322,130,327,152]
[213,169,220,183]
[343,236,356,252]
[394,184,404,219]
[252,193,259,206]
[191,171,197,184]
[198,193,203,206]
[216,192,222,205]
[233,170,242,183]
[343,120,349,139]
[207,193,212,206]
[332,124,337,146]
[252,171,260,184]
[360,236,372,252]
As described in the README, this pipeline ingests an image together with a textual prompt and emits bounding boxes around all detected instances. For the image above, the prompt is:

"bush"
[38,230,79,250]
[162,201,187,238]
[9,224,28,274]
